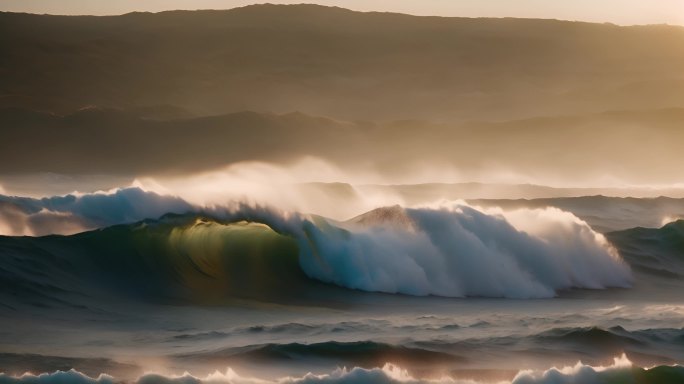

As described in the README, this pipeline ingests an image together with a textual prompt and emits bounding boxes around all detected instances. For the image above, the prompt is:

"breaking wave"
[0,195,632,302]
[1,355,682,384]
[293,204,632,298]
[606,219,684,277]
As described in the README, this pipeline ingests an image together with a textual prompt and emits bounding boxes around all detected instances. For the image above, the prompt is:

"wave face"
[1,355,682,384]
[0,215,306,305]
[0,201,632,303]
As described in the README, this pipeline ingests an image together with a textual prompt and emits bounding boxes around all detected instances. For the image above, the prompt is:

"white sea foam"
[292,205,632,298]
[1,354,677,384]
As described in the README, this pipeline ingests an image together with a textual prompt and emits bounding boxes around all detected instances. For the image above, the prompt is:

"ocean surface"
[1,187,683,383]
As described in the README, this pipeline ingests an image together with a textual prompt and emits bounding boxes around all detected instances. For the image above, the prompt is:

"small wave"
[176,341,460,367]
[405,326,684,364]
[2,354,683,384]
[607,220,684,277]
[512,354,684,384]
[240,321,387,335]
[537,326,645,347]
[0,353,140,382]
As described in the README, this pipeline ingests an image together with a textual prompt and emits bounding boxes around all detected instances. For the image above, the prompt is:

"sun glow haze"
[1,0,683,26]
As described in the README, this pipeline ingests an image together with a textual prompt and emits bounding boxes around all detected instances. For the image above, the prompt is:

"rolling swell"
[283,204,632,298]
[176,341,459,367]
[173,326,684,366]
[0,203,634,305]
[536,326,646,349]
[607,220,684,277]
[531,326,684,363]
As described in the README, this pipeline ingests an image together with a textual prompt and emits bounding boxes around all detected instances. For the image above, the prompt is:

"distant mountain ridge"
[1,4,683,121]
[1,106,683,185]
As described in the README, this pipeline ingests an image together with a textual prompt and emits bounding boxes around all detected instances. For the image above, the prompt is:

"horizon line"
[1,3,683,28]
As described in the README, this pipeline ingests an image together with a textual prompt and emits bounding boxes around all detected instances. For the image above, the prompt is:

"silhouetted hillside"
[1,4,683,121]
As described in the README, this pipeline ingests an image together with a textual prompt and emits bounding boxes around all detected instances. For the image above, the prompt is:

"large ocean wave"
[0,188,192,236]
[297,204,631,298]
[0,191,633,301]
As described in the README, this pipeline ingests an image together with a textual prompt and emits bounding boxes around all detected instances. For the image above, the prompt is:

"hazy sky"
[1,0,683,25]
